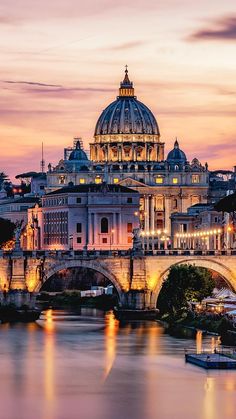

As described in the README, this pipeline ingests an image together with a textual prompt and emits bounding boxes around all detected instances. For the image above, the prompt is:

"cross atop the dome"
[123,65,131,84]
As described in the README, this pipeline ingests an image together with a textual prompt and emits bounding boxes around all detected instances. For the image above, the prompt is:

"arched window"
[101,217,109,233]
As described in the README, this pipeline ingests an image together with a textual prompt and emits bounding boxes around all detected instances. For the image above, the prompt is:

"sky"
[0,0,236,180]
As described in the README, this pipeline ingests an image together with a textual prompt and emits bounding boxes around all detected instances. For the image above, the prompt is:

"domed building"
[90,69,164,163]
[46,69,209,239]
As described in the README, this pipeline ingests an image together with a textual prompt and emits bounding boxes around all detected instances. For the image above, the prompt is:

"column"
[144,196,150,231]
[217,232,221,251]
[118,213,122,245]
[88,212,93,245]
[150,195,155,231]
[164,195,171,234]
[94,213,98,246]
[113,212,117,246]
[131,144,135,161]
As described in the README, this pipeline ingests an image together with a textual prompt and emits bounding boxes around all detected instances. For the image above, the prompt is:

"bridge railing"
[1,249,236,258]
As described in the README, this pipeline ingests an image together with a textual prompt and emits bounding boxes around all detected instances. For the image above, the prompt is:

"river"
[0,309,235,419]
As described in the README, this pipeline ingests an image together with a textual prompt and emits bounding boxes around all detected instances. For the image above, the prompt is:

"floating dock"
[185,353,236,369]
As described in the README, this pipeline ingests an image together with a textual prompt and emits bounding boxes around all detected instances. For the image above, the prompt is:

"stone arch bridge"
[0,250,236,310]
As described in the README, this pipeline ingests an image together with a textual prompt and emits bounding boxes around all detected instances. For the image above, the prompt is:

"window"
[182,223,187,232]
[127,197,133,203]
[113,178,119,184]
[59,175,65,184]
[192,174,200,184]
[40,185,45,190]
[127,223,133,233]
[102,238,107,244]
[79,178,85,184]
[95,177,102,184]
[77,223,82,233]
[172,178,178,184]
[76,197,82,204]
[155,177,163,184]
[156,196,164,210]
[101,217,108,233]
[77,237,82,244]
[214,216,218,223]
[128,236,132,244]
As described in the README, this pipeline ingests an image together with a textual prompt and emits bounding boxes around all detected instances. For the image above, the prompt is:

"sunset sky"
[0,0,236,180]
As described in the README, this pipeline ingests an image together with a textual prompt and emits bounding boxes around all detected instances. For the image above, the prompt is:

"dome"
[94,69,160,137]
[69,141,88,161]
[167,140,187,163]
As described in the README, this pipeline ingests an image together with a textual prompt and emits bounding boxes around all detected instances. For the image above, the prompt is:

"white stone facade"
[27,184,140,251]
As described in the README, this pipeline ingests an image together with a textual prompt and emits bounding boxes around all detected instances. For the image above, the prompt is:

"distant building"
[0,196,39,225]
[26,183,139,251]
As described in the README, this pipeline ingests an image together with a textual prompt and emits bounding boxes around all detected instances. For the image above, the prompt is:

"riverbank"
[37,290,118,310]
[160,311,236,345]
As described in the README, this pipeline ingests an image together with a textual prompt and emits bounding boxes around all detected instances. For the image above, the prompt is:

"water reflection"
[196,330,202,354]
[0,311,236,419]
[103,311,119,382]
[203,377,215,419]
[43,309,56,419]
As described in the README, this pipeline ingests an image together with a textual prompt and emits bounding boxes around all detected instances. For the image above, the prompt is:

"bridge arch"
[150,257,236,308]
[35,259,123,299]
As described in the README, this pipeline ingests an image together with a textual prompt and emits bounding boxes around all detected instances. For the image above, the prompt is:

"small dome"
[167,139,187,163]
[69,141,88,161]
[94,69,160,137]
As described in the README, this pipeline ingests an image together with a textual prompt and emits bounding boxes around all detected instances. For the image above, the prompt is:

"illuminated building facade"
[27,183,140,250]
[46,69,209,236]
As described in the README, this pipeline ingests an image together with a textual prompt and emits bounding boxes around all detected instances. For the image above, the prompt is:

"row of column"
[144,195,167,231]
[93,143,161,162]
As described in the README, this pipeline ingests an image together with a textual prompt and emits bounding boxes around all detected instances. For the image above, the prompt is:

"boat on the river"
[185,351,236,369]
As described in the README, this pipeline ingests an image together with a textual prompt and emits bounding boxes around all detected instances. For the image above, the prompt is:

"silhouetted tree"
[0,218,16,248]
[157,264,215,317]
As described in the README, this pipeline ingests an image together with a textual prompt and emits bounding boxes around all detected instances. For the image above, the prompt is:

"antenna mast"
[40,142,45,173]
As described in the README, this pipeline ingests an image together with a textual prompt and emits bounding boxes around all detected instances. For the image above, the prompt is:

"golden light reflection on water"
[147,324,162,356]
[43,309,55,406]
[196,331,221,354]
[196,330,202,354]
[103,311,119,382]
[203,377,216,419]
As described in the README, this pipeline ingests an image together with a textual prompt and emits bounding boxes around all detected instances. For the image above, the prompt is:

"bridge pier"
[10,254,27,290]
[121,289,155,310]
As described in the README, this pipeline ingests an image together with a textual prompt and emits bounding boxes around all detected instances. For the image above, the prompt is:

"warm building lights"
[176,228,222,239]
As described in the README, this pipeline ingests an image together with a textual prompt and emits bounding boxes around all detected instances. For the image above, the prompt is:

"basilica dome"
[167,140,187,163]
[68,141,88,161]
[94,69,160,137]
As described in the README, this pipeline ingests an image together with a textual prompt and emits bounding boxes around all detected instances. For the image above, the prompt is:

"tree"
[0,172,9,188]
[0,218,16,248]
[157,264,215,318]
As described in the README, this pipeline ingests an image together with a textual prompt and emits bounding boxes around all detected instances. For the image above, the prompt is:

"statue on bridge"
[132,228,143,254]
[14,221,23,251]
